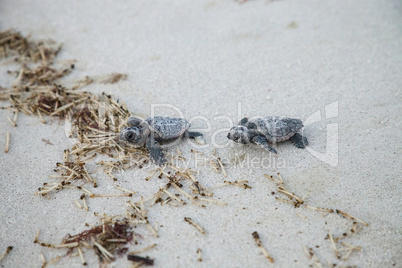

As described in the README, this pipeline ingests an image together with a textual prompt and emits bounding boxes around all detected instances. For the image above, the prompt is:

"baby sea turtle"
[227,116,308,153]
[120,116,204,166]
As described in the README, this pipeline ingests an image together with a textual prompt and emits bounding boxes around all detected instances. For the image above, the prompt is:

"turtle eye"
[233,133,240,140]
[125,131,135,141]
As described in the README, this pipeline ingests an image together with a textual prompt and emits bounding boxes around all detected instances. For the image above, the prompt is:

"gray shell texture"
[252,116,303,142]
[146,116,190,140]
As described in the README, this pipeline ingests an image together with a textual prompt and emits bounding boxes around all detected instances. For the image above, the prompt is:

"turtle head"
[227,126,251,144]
[120,127,144,145]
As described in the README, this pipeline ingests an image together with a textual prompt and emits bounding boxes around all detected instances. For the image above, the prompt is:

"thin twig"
[7,116,17,127]
[5,132,10,153]
[252,232,274,263]
[90,193,132,198]
[303,247,323,268]
[0,246,13,263]
[197,248,202,262]
[328,231,340,259]
[335,209,369,226]
[77,247,87,265]
[184,217,205,234]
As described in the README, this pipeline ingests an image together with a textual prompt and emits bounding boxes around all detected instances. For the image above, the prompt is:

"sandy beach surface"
[0,0,401,267]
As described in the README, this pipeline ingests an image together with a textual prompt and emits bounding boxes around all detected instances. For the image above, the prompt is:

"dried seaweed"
[63,219,133,263]
[1,29,240,267]
[0,30,61,63]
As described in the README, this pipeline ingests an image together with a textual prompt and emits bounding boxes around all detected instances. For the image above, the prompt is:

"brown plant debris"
[335,209,369,226]
[45,256,62,268]
[265,173,369,265]
[127,255,154,266]
[41,138,53,145]
[252,231,274,263]
[303,247,323,268]
[326,230,363,261]
[35,217,135,265]
[126,201,158,237]
[0,246,13,264]
[35,161,96,196]
[34,230,57,248]
[305,206,334,213]
[73,73,127,88]
[338,242,362,261]
[77,247,86,266]
[100,73,128,84]
[0,30,61,62]
[1,30,151,199]
[39,253,46,267]
[197,248,202,262]
[265,174,369,226]
[2,29,231,267]
[223,180,252,189]
[277,186,304,205]
[263,174,283,185]
[7,116,16,127]
[39,254,62,268]
[144,166,227,208]
[209,150,227,177]
[5,132,10,153]
[264,173,304,208]
[328,231,341,259]
[184,217,206,234]
[90,193,132,198]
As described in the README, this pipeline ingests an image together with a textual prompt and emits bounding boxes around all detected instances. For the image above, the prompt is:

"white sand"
[0,0,401,267]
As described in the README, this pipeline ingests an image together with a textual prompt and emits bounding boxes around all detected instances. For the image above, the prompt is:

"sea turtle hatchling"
[227,116,308,153]
[120,116,204,166]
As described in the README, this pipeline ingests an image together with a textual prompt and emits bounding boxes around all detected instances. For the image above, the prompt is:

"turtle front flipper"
[185,131,205,145]
[290,133,308,149]
[238,117,249,126]
[252,136,277,154]
[146,137,167,166]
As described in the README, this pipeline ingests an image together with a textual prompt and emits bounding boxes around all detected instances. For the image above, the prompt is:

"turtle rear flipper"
[185,131,205,145]
[146,137,167,166]
[290,133,308,149]
[252,135,277,154]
